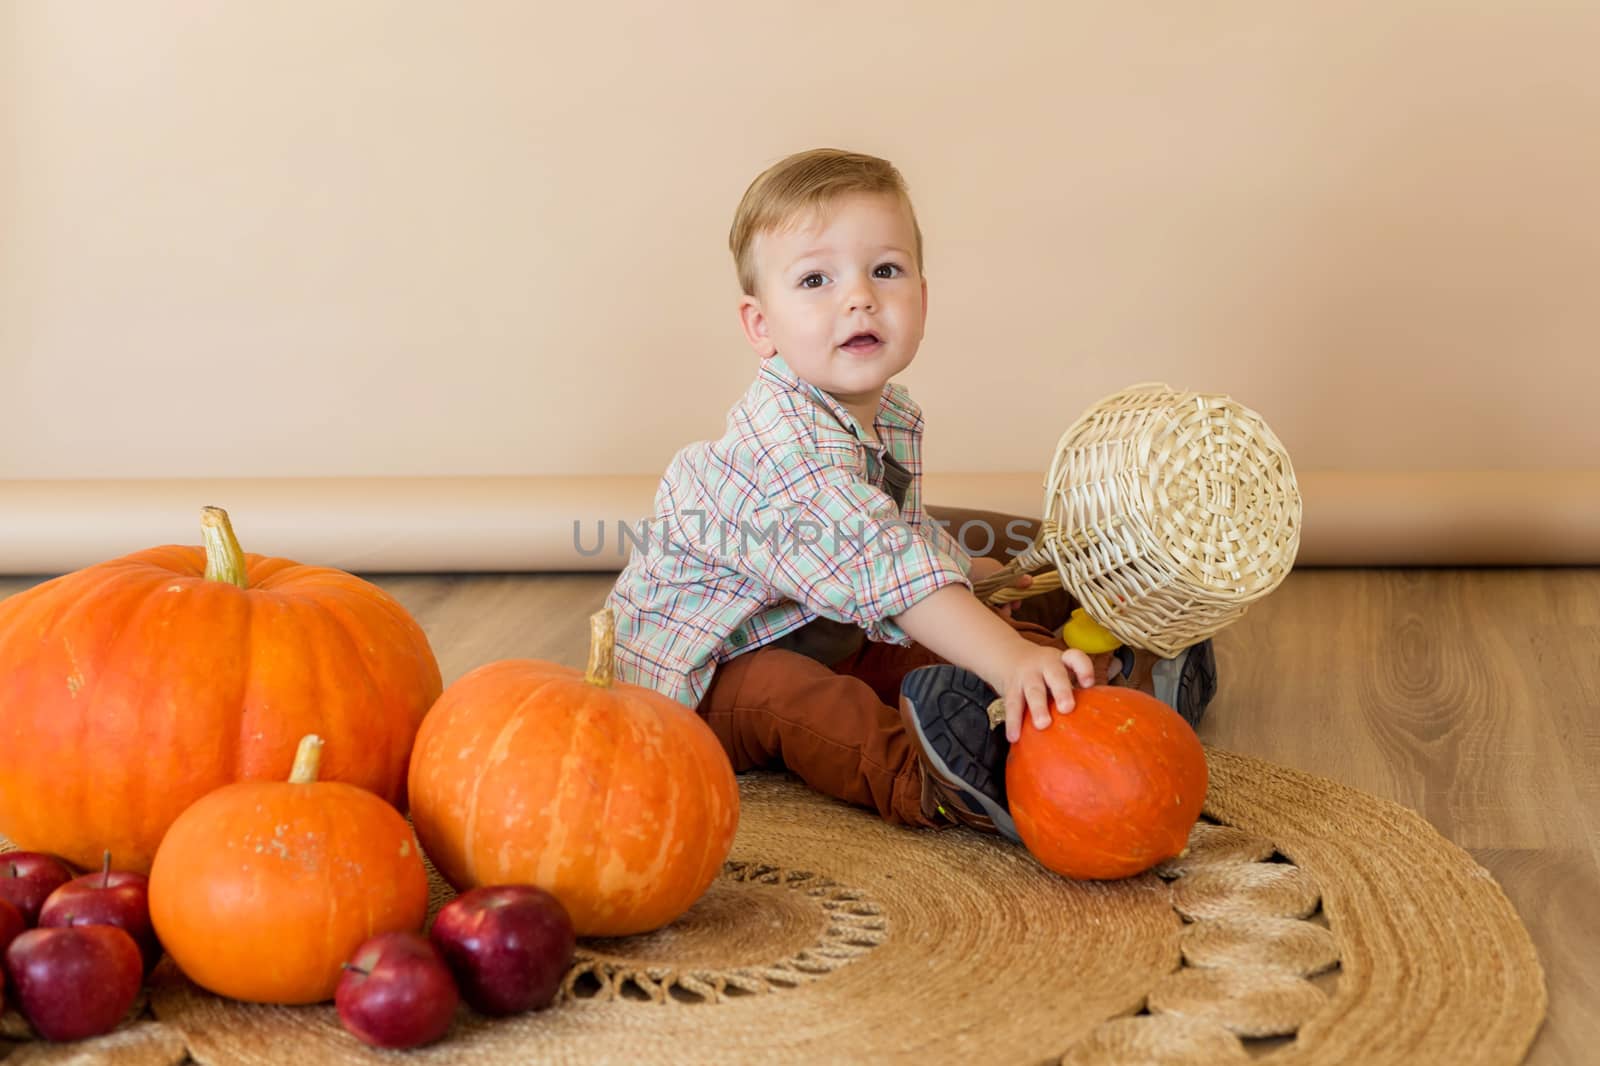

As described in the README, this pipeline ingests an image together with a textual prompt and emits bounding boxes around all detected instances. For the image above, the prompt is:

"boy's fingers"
[1004,682,1023,743]
[1025,680,1050,732]
[1046,663,1076,714]
[1062,649,1096,688]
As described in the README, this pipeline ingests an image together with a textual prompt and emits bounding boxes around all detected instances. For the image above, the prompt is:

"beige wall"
[4,2,1598,486]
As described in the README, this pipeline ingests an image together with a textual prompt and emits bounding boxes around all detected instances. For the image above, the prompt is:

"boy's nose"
[843,276,876,312]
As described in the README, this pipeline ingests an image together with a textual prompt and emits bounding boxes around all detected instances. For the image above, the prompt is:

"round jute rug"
[1,749,1546,1065]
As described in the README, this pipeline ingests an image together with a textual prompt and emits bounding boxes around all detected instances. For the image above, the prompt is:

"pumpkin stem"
[585,607,616,688]
[200,507,249,588]
[986,699,1006,729]
[289,735,324,784]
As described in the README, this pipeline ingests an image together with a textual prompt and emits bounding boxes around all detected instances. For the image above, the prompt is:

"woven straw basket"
[975,382,1301,657]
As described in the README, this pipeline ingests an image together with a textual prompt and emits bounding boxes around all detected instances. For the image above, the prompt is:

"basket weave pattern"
[996,383,1301,657]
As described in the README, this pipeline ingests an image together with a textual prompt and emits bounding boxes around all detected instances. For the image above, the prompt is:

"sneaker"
[1110,639,1217,730]
[898,664,1020,842]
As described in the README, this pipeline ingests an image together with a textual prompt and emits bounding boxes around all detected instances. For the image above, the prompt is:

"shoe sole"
[1151,639,1217,729]
[898,664,1020,842]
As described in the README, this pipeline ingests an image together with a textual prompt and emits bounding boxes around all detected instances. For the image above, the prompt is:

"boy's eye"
[799,263,903,289]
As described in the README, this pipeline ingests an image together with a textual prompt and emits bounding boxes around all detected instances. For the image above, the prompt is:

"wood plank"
[1208,569,1600,1066]
[370,572,615,685]
[1207,571,1593,848]
[0,576,48,600]
[1468,847,1600,1066]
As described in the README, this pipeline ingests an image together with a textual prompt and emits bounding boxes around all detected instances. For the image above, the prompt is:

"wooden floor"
[2,567,1594,1064]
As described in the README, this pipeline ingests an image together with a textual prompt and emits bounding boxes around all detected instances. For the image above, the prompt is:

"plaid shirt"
[606,352,973,708]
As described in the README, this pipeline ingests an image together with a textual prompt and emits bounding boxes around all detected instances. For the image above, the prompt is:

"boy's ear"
[737,293,777,358]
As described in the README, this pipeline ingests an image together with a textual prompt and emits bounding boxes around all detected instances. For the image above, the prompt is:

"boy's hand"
[891,585,1096,744]
[994,644,1096,744]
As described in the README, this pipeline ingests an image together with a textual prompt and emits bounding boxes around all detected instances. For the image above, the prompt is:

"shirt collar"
[759,352,923,441]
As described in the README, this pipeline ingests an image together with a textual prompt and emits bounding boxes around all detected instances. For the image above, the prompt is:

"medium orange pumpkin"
[1004,685,1208,880]
[149,734,429,1004]
[408,608,739,937]
[0,507,441,873]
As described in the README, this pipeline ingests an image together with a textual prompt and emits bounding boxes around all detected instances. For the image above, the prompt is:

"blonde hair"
[728,148,925,298]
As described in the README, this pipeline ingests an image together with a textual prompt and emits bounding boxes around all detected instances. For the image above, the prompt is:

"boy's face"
[738,191,928,425]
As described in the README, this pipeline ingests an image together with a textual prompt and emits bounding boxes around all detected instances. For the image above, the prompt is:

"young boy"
[605,148,1215,839]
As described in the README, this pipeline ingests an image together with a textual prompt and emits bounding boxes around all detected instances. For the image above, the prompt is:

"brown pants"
[694,508,1079,828]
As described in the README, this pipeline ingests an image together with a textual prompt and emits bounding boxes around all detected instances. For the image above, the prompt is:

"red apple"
[38,852,161,973]
[0,899,21,1017]
[4,925,143,1042]
[429,885,575,1016]
[0,852,75,926]
[336,931,459,1049]
[0,898,24,957]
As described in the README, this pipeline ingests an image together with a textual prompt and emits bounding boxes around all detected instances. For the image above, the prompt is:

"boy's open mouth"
[841,332,882,351]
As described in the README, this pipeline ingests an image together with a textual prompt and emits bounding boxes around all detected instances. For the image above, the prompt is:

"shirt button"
[729,630,747,648]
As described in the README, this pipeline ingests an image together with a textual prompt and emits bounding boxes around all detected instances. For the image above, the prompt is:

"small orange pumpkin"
[408,608,739,937]
[1004,685,1208,880]
[149,734,429,1004]
[0,507,441,873]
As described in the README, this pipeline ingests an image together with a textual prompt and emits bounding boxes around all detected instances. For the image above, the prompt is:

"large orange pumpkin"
[0,507,441,873]
[149,734,429,1004]
[1004,685,1208,880]
[408,608,739,937]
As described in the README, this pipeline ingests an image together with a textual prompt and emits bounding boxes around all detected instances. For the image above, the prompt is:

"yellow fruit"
[1059,608,1122,654]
